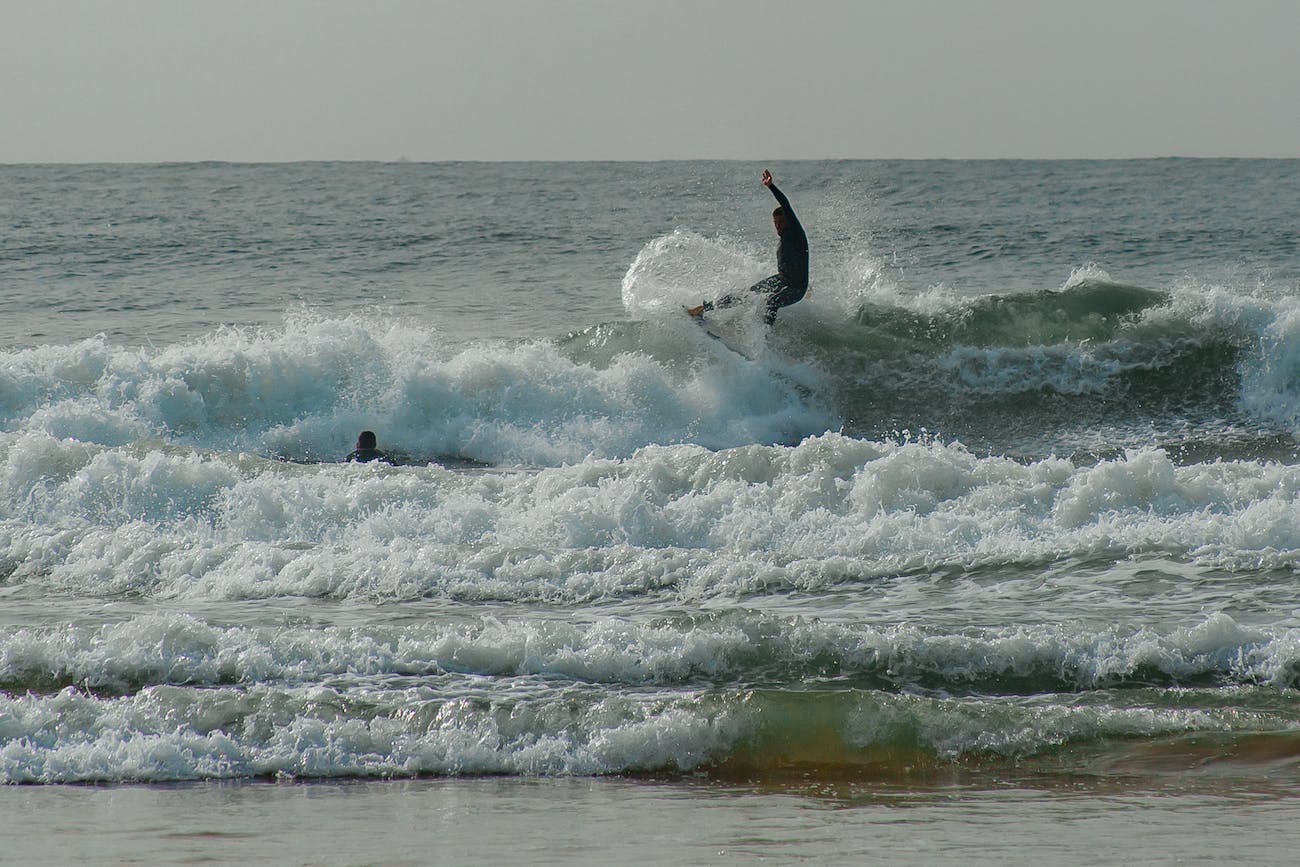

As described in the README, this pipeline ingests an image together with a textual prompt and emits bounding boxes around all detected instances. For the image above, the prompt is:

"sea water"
[3,160,1300,863]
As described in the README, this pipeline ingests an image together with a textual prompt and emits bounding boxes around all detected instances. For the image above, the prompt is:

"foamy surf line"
[1,611,1296,695]
[1,677,1292,784]
[0,312,834,465]
[6,431,1300,601]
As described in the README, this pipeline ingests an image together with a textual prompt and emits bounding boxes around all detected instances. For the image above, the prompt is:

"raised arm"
[763,169,796,220]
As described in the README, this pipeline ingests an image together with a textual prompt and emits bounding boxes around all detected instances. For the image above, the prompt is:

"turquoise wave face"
[846,279,1171,348]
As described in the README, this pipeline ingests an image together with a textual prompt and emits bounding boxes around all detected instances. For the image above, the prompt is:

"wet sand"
[5,776,1300,865]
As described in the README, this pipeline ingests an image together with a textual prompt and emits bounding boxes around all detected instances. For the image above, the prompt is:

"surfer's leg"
[697,292,744,314]
[704,275,782,321]
[696,275,790,319]
[747,274,785,296]
[753,276,805,324]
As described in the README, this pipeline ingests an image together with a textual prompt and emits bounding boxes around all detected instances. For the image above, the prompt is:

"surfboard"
[685,307,756,360]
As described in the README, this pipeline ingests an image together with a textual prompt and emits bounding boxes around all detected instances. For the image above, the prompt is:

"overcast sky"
[3,0,1298,162]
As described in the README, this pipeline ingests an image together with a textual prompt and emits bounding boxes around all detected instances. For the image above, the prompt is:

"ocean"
[2,159,1300,864]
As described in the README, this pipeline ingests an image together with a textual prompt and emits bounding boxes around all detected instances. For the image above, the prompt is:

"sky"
[3,0,1298,162]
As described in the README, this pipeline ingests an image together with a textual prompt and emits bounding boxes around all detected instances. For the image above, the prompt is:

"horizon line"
[4,155,1299,167]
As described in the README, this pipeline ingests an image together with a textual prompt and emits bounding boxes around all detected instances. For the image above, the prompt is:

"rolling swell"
[849,279,1170,348]
[784,278,1268,456]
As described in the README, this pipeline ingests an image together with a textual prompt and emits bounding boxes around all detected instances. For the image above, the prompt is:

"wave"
[710,687,1300,786]
[4,266,1300,467]
[618,233,1300,450]
[2,611,1296,697]
[9,684,1294,784]
[0,312,834,467]
[3,609,1297,783]
[798,275,1244,405]
[850,276,1171,349]
[5,433,1300,602]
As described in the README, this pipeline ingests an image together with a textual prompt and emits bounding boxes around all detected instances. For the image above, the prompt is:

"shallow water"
[7,776,1300,865]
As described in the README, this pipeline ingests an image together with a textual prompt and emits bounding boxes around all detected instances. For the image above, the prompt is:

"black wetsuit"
[704,182,809,324]
[346,448,394,465]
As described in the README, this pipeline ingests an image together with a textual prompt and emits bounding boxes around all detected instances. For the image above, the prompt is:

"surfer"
[345,430,394,465]
[688,168,808,325]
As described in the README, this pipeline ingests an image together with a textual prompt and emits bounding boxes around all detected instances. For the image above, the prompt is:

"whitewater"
[3,159,1300,864]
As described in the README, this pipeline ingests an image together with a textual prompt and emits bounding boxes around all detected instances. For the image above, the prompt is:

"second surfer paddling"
[688,169,808,325]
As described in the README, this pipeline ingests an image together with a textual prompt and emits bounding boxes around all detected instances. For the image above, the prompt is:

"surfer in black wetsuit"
[345,430,394,465]
[688,169,808,325]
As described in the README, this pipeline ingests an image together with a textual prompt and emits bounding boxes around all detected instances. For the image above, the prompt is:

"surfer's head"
[356,430,377,450]
[772,206,786,235]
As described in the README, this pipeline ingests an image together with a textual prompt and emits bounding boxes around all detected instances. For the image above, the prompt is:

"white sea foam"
[0,652,1286,784]
[1140,278,1300,434]
[620,230,768,317]
[0,682,745,782]
[7,430,1300,601]
[1241,302,1300,434]
[2,611,1296,695]
[7,273,1300,474]
[1061,263,1115,290]
[0,312,835,467]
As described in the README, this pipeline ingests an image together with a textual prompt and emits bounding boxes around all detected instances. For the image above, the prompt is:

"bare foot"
[686,304,705,318]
